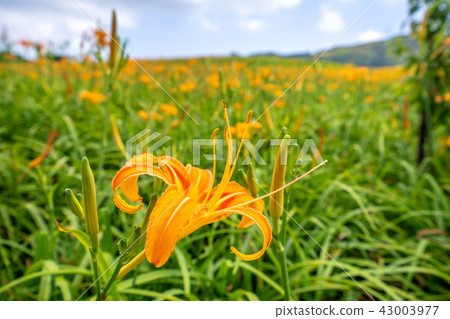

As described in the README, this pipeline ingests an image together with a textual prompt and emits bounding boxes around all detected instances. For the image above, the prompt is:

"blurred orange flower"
[179,80,196,92]
[137,110,149,121]
[79,90,107,104]
[93,29,109,47]
[160,103,179,116]
[364,95,374,103]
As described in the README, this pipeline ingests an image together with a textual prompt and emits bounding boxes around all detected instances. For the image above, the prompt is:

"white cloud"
[202,0,302,16]
[317,5,344,33]
[239,19,265,32]
[198,17,220,31]
[357,29,385,43]
[380,0,403,4]
[0,0,137,54]
[189,0,302,31]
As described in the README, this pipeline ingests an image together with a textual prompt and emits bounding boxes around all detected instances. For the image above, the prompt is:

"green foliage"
[402,0,450,162]
[0,53,448,301]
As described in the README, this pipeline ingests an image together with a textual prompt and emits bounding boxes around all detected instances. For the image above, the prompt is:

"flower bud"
[65,188,84,221]
[246,162,258,198]
[117,238,127,255]
[109,10,118,71]
[237,168,248,189]
[110,115,126,157]
[127,226,141,253]
[81,157,99,252]
[269,134,290,235]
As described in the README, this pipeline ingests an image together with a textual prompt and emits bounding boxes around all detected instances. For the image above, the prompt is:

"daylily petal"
[112,154,191,214]
[179,206,271,261]
[120,175,141,202]
[145,186,204,267]
[113,191,143,214]
[228,207,272,260]
[157,156,191,189]
[186,164,212,197]
[208,181,265,228]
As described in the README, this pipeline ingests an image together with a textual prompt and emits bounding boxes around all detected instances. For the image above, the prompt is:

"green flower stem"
[90,250,101,301]
[97,255,125,301]
[273,236,292,301]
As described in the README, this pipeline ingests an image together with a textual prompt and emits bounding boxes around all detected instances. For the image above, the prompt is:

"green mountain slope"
[254,36,418,67]
[317,36,417,66]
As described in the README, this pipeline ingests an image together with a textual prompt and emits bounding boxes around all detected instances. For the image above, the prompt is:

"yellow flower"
[306,82,315,92]
[139,74,151,84]
[329,82,338,90]
[29,71,38,79]
[260,66,271,78]
[230,121,262,139]
[175,65,189,74]
[206,73,220,88]
[79,90,106,104]
[92,71,101,78]
[364,95,374,103]
[151,112,163,122]
[444,93,450,102]
[319,95,326,103]
[137,110,149,121]
[228,77,240,89]
[233,102,242,109]
[154,65,164,73]
[160,103,179,116]
[179,80,196,92]
[274,89,284,97]
[434,95,443,103]
[250,76,262,87]
[274,99,286,108]
[263,83,278,91]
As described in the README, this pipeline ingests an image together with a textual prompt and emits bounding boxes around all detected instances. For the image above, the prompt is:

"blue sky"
[0,0,411,58]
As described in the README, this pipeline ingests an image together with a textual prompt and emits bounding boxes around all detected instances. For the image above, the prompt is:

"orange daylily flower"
[137,110,149,121]
[113,105,327,272]
[79,90,107,104]
[112,106,272,267]
[93,29,109,48]
[230,121,262,139]
[160,103,179,116]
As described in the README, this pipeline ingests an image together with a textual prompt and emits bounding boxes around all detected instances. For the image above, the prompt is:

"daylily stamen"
[225,160,328,212]
[202,128,219,205]
[207,110,252,207]
[227,110,252,178]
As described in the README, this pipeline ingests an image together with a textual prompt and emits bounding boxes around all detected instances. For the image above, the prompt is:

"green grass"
[0,56,448,301]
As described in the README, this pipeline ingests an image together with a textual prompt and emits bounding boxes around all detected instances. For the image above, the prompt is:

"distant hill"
[317,36,417,66]
[253,36,418,67]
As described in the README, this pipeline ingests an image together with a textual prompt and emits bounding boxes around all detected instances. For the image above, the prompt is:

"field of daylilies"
[0,43,449,301]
